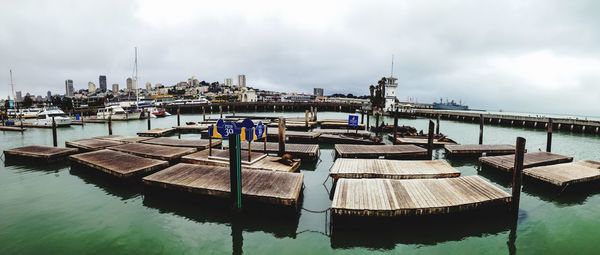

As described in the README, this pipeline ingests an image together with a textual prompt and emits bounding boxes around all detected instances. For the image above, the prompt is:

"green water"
[1,111,598,254]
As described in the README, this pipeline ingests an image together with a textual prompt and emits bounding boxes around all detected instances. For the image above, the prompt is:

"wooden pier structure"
[335,144,428,159]
[141,137,221,150]
[313,129,371,136]
[320,121,365,130]
[235,142,320,161]
[4,145,78,163]
[329,159,460,180]
[444,144,518,157]
[181,149,300,172]
[331,176,511,217]
[137,128,177,137]
[66,138,124,152]
[266,129,320,143]
[319,134,381,145]
[523,160,600,187]
[173,124,209,133]
[95,135,153,144]
[479,152,574,173]
[395,137,457,148]
[0,126,25,132]
[142,163,304,207]
[108,143,196,163]
[69,149,169,178]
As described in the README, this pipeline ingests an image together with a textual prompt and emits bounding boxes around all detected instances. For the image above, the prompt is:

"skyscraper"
[225,78,233,86]
[15,91,23,102]
[65,79,74,96]
[145,82,152,91]
[112,84,119,92]
[126,78,133,91]
[99,75,107,91]
[238,74,246,87]
[47,91,51,99]
[313,88,324,97]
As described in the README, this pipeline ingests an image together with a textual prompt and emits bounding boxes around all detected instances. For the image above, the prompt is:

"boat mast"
[9,69,16,109]
[134,47,139,104]
[390,54,394,78]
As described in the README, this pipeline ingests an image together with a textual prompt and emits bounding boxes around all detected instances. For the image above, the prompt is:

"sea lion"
[277,153,296,166]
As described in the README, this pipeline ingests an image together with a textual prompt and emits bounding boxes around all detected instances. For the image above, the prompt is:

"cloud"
[1,0,599,116]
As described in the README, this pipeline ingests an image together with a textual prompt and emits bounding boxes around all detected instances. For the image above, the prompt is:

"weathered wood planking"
[396,137,457,147]
[331,176,511,217]
[69,149,169,178]
[479,152,574,172]
[319,134,382,145]
[143,163,303,207]
[313,129,371,136]
[320,122,366,130]
[108,143,196,163]
[208,149,267,165]
[524,160,600,187]
[173,124,209,133]
[137,128,177,137]
[266,128,320,142]
[141,137,221,149]
[4,145,78,163]
[66,138,124,152]
[444,144,518,157]
[0,126,26,132]
[329,159,460,180]
[231,142,319,160]
[95,135,154,143]
[181,149,300,172]
[335,144,428,159]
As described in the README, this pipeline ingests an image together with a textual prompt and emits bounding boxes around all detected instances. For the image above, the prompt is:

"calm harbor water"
[1,111,598,254]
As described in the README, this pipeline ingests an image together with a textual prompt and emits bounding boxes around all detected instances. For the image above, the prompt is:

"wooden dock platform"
[69,149,169,178]
[524,160,600,187]
[181,149,300,172]
[395,137,457,147]
[320,121,365,130]
[479,152,574,172]
[319,134,382,145]
[137,128,177,137]
[444,144,518,157]
[173,124,208,133]
[142,163,303,207]
[313,129,371,136]
[335,144,428,159]
[331,176,511,217]
[95,135,153,143]
[0,126,25,132]
[266,129,320,143]
[108,143,196,163]
[329,159,460,180]
[141,137,221,149]
[235,142,319,161]
[4,145,78,163]
[65,138,124,152]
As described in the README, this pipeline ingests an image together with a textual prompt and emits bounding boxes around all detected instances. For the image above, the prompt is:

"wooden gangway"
[232,142,319,161]
[444,144,518,157]
[335,144,427,159]
[524,160,600,187]
[69,149,169,178]
[181,149,300,172]
[94,135,153,144]
[66,138,124,152]
[108,143,196,163]
[137,128,177,137]
[480,152,574,172]
[4,145,78,163]
[331,176,511,217]
[329,159,460,180]
[143,163,304,207]
[141,137,221,150]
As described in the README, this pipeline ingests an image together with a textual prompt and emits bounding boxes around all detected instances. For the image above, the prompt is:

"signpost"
[348,114,359,133]
[255,121,267,153]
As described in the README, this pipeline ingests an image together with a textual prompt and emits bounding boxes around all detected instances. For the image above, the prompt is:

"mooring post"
[264,126,268,153]
[436,114,440,135]
[546,118,553,152]
[314,107,318,121]
[366,110,370,131]
[108,115,113,135]
[20,115,23,130]
[208,131,213,156]
[147,110,151,130]
[278,117,286,156]
[202,106,206,121]
[177,107,181,126]
[361,110,364,124]
[375,113,380,137]
[393,109,399,145]
[511,137,526,217]
[304,110,309,129]
[427,120,434,159]
[81,111,84,125]
[52,116,58,147]
[229,133,243,211]
[219,105,223,119]
[479,114,484,145]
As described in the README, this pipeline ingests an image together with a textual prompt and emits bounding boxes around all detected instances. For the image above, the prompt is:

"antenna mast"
[390,54,394,78]
[9,69,15,101]
[134,47,139,103]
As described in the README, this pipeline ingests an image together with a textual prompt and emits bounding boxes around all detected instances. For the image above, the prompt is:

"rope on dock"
[301,207,330,213]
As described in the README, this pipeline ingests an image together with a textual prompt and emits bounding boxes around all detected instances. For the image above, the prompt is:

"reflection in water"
[4,158,70,173]
[69,165,144,200]
[477,165,513,188]
[522,179,600,206]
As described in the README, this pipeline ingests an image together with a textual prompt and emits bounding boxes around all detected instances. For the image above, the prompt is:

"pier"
[108,143,196,163]
[235,142,320,161]
[137,128,177,137]
[142,163,304,207]
[329,159,460,180]
[395,137,457,148]
[141,137,221,150]
[181,149,300,172]
[479,152,574,172]
[4,145,78,163]
[331,176,511,217]
[523,160,600,187]
[95,135,153,144]
[66,138,124,152]
[335,144,427,159]
[69,149,169,178]
[444,144,518,157]
[0,126,25,132]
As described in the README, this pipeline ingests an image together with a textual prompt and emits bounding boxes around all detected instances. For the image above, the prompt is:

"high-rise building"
[145,82,152,91]
[15,91,23,102]
[65,79,74,96]
[313,88,324,97]
[112,84,119,92]
[126,78,133,91]
[225,78,233,86]
[237,74,246,87]
[47,91,51,100]
[99,75,107,91]
[88,81,97,93]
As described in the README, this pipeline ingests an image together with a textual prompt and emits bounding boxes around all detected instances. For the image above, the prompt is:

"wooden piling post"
[511,137,526,217]
[108,115,113,135]
[375,113,380,137]
[208,131,213,156]
[147,110,151,130]
[264,126,268,153]
[361,110,364,124]
[52,116,58,147]
[436,114,440,135]
[393,109,399,145]
[202,106,206,121]
[304,110,309,128]
[427,120,434,159]
[479,114,484,145]
[228,133,243,211]
[366,110,370,131]
[20,115,23,131]
[278,117,286,156]
[546,118,553,152]
[219,105,223,118]
[177,107,181,126]
[314,107,318,121]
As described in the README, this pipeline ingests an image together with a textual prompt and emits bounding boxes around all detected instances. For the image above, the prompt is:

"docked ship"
[432,98,468,110]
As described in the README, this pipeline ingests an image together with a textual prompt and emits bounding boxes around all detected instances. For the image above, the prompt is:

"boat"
[20,108,43,119]
[35,107,72,126]
[149,107,167,118]
[432,98,469,110]
[96,105,141,120]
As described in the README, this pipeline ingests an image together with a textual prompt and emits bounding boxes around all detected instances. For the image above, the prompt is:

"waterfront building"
[314,88,324,97]
[65,79,74,97]
[99,75,107,91]
[225,78,233,86]
[126,78,133,91]
[384,76,398,112]
[145,82,152,91]
[112,84,119,92]
[238,74,246,87]
[88,82,97,93]
[15,91,22,102]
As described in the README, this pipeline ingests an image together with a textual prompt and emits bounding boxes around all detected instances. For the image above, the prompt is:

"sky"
[1,0,600,116]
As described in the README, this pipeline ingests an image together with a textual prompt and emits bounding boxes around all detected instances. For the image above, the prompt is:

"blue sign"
[216,119,241,139]
[240,118,255,129]
[255,121,266,138]
[348,115,359,128]
[244,127,255,142]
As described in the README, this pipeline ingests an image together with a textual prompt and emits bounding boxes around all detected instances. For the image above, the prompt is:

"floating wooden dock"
[0,126,25,132]
[319,134,381,145]
[173,124,208,133]
[523,160,600,187]
[320,121,365,130]
[395,137,457,147]
[4,145,78,163]
[181,149,300,172]
[444,144,518,157]
[141,137,221,149]
[329,159,460,180]
[266,129,320,143]
[313,129,371,136]
[137,128,177,137]
[335,144,428,159]
[235,142,320,161]
[480,152,574,172]
[331,176,511,217]
[69,149,169,178]
[143,163,303,207]
[95,135,153,144]
[108,143,196,163]
[65,138,124,152]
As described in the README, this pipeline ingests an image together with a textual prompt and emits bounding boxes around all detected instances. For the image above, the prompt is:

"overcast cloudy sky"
[1,0,599,116]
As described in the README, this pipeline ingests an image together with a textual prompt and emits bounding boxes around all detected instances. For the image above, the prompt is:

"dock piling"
[108,115,113,135]
[304,110,309,128]
[52,117,57,147]
[427,120,434,159]
[393,109,399,145]
[219,105,223,119]
[511,137,526,217]
[278,117,286,156]
[546,118,553,152]
[479,114,484,145]
[229,134,243,211]
[361,110,364,124]
[202,106,206,121]
[375,113,380,137]
[366,110,370,131]
[436,114,440,135]
[177,107,181,127]
[147,110,151,130]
